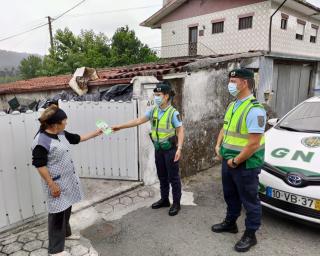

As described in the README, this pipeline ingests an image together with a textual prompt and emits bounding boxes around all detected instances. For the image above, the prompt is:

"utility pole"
[47,16,54,50]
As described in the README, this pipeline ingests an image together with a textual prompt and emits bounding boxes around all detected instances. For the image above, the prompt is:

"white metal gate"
[0,100,139,231]
[0,111,47,231]
[59,100,139,180]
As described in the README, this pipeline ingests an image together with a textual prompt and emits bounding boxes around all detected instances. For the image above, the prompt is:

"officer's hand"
[174,149,181,162]
[215,146,222,161]
[49,182,61,198]
[111,125,121,132]
[227,159,236,169]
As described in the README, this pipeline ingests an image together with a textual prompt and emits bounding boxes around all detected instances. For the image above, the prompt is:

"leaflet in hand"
[96,120,112,135]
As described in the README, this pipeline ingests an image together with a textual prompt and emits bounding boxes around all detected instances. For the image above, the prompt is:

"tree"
[19,55,43,79]
[110,26,158,67]
[18,26,158,78]
[39,28,111,75]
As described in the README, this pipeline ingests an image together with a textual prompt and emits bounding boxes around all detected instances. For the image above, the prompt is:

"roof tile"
[0,60,194,95]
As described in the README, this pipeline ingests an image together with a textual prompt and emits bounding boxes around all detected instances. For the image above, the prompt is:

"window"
[281,13,288,30]
[281,18,288,30]
[212,21,224,34]
[310,26,318,43]
[296,22,305,40]
[239,16,253,30]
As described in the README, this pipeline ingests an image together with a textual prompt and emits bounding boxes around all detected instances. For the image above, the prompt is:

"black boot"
[211,219,238,233]
[151,198,170,209]
[168,203,181,216]
[234,230,257,252]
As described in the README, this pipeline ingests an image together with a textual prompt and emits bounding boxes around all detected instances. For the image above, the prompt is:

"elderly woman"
[32,104,102,256]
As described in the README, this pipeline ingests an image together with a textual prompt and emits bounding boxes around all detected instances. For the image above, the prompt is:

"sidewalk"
[0,178,194,255]
[0,178,143,256]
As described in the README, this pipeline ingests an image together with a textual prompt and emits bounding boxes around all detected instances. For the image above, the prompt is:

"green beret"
[153,82,171,93]
[229,68,254,79]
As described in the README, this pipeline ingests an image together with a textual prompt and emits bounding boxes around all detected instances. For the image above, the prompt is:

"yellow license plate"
[315,200,320,211]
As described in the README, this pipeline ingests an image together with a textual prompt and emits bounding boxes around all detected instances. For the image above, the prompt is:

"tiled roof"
[0,60,194,95]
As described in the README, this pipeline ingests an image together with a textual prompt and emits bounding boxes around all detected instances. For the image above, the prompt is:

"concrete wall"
[177,66,232,177]
[132,76,160,185]
[158,0,265,24]
[258,56,274,104]
[270,5,320,58]
[160,1,270,58]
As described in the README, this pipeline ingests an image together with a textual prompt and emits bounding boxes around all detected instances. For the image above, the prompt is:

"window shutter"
[296,23,304,35]
[311,27,317,37]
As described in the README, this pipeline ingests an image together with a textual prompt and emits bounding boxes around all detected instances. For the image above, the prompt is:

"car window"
[276,102,320,133]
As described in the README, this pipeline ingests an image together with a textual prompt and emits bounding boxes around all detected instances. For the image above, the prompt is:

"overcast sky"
[0,0,163,55]
[0,0,319,55]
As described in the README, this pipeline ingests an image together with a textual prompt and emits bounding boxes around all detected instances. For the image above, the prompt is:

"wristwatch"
[232,158,238,168]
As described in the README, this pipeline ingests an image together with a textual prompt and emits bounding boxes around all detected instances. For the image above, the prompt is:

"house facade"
[142,0,320,59]
[142,0,320,118]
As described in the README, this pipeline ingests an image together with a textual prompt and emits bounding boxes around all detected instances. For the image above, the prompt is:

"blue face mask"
[228,82,239,97]
[154,96,163,106]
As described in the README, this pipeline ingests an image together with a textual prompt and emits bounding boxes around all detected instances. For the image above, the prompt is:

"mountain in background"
[0,50,41,83]
[0,49,33,70]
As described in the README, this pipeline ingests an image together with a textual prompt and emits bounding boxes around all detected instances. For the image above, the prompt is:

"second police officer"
[212,68,267,253]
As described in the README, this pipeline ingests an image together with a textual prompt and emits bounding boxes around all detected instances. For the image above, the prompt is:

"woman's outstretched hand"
[95,128,103,136]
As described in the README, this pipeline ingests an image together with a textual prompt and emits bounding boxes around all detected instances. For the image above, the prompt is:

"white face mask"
[228,82,240,97]
[154,95,164,106]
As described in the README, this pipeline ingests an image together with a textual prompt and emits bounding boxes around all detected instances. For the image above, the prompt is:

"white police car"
[259,96,320,224]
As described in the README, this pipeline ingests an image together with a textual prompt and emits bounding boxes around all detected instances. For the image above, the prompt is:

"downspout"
[268,0,287,53]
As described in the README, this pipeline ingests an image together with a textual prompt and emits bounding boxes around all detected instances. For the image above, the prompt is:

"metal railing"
[152,42,218,58]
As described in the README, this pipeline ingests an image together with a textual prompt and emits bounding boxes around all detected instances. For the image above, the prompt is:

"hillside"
[0,50,31,70]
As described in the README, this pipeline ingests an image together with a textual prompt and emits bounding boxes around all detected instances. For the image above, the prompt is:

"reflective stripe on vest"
[151,106,176,142]
[221,96,265,167]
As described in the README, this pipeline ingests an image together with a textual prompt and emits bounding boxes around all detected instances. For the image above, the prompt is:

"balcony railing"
[152,42,217,59]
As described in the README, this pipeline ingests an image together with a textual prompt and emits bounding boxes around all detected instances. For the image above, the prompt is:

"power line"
[60,5,161,18]
[0,23,48,43]
[0,0,88,43]
[0,2,160,44]
[53,0,88,21]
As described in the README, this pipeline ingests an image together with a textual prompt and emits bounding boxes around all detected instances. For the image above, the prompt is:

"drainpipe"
[268,0,287,53]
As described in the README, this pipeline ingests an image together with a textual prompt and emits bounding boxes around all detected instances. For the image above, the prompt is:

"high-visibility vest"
[151,106,176,142]
[220,96,265,169]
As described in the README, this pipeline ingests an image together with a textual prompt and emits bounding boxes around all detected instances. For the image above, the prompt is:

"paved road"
[82,166,320,256]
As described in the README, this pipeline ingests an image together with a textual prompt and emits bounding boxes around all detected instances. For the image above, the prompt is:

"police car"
[259,96,320,224]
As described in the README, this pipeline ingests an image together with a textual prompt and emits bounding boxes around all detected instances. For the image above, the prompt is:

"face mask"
[228,82,239,97]
[154,96,163,106]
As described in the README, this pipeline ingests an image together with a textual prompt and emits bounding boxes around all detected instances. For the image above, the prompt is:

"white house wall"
[161,1,270,58]
[270,5,320,58]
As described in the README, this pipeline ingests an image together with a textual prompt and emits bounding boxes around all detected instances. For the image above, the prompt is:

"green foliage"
[18,26,158,79]
[19,55,43,79]
[110,26,158,67]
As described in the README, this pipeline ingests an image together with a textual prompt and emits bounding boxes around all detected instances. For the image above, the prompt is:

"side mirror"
[268,118,279,127]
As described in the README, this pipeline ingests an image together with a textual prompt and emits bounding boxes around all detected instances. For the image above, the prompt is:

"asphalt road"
[82,166,320,256]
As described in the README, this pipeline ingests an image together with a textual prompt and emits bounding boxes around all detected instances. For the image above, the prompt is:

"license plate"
[266,187,320,211]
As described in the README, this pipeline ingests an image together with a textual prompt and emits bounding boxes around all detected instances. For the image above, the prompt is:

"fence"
[59,100,139,180]
[0,100,139,231]
[0,110,46,231]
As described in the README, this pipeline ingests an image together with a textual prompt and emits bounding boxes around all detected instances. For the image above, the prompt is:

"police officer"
[212,69,266,252]
[112,82,184,216]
